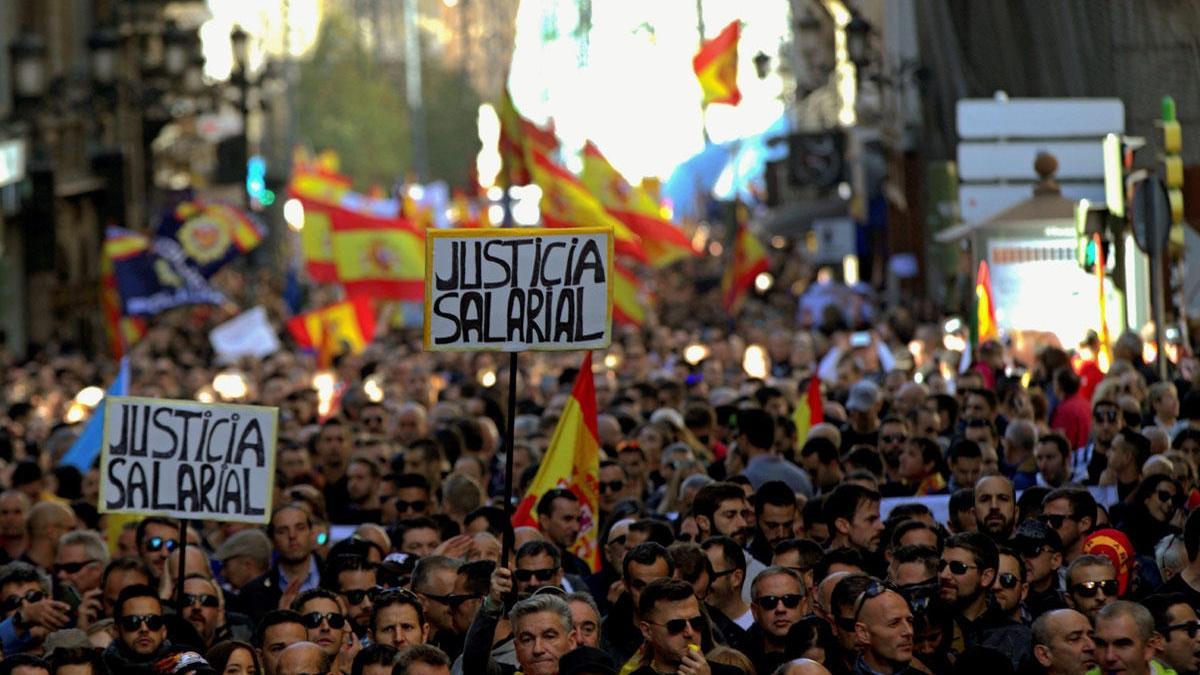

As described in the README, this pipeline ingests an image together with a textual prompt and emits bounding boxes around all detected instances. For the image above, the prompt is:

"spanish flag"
[720,220,768,313]
[580,142,696,268]
[528,148,647,264]
[1094,233,1113,370]
[972,259,999,346]
[612,262,650,326]
[693,20,741,106]
[496,88,559,188]
[512,351,601,572]
[792,376,823,450]
[100,237,147,359]
[329,205,425,301]
[286,298,377,368]
[287,167,351,283]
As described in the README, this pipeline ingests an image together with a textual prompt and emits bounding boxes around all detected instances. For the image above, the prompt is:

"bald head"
[27,501,74,537]
[816,571,850,620]
[596,414,623,449]
[513,526,543,549]
[894,383,927,415]
[277,642,330,675]
[778,659,833,675]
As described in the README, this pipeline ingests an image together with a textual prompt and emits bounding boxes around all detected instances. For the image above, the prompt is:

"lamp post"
[230,25,252,207]
[9,34,48,115]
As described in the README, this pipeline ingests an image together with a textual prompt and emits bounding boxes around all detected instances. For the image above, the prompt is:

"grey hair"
[750,565,806,598]
[59,531,111,568]
[411,555,461,594]
[681,473,715,495]
[565,591,600,621]
[1003,419,1037,451]
[1066,554,1115,586]
[1156,534,1188,581]
[509,594,573,633]
[1097,600,1155,641]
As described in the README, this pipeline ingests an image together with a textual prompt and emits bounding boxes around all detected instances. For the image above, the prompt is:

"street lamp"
[754,51,771,80]
[845,13,871,70]
[10,33,48,107]
[162,21,190,78]
[87,26,122,89]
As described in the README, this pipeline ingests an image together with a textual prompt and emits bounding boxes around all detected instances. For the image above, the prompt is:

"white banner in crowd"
[881,485,1120,525]
[99,396,277,523]
[210,306,281,363]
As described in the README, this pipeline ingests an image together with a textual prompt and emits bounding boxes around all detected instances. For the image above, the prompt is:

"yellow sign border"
[98,395,278,524]
[423,227,615,352]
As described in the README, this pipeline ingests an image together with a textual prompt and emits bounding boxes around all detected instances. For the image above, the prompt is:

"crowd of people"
[0,258,1199,675]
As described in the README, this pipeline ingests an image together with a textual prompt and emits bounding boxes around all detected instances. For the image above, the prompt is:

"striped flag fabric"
[693,20,741,106]
[511,351,601,571]
[720,220,769,313]
[286,298,377,369]
[792,375,823,449]
[329,205,425,301]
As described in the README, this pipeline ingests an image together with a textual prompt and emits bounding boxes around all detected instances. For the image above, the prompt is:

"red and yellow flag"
[496,88,559,188]
[1094,233,1113,370]
[286,298,377,369]
[287,166,353,283]
[720,220,769,313]
[612,262,650,327]
[528,148,647,264]
[329,205,425,301]
[512,351,601,571]
[792,376,823,449]
[100,236,147,359]
[693,20,741,106]
[973,259,999,344]
[580,142,696,268]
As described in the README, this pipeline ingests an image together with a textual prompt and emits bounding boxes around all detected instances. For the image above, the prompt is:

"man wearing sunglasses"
[381,474,432,526]
[135,517,181,582]
[746,567,809,675]
[411,556,463,661]
[0,561,72,655]
[632,578,741,675]
[1143,593,1200,675]
[1063,554,1117,621]
[702,536,752,654]
[54,531,109,628]
[1040,488,1097,566]
[938,533,1031,670]
[327,554,377,638]
[992,547,1028,624]
[291,588,350,665]
[1071,399,1123,485]
[1011,520,1068,619]
[513,542,568,596]
[101,584,172,673]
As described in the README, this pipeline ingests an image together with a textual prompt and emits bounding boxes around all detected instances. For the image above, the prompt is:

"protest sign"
[210,306,281,363]
[423,227,613,352]
[99,396,277,523]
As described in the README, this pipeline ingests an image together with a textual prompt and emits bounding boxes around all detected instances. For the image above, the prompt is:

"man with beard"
[335,454,382,525]
[102,585,174,675]
[1040,488,1097,565]
[1031,609,1097,675]
[241,504,322,625]
[1143,593,1200,675]
[692,482,761,601]
[824,484,884,574]
[747,481,798,564]
[853,583,916,675]
[937,533,1031,671]
[1072,399,1122,485]
[632,579,742,675]
[1064,555,1118,622]
[876,417,909,482]
[327,555,377,638]
[702,536,752,653]
[973,476,1016,542]
[745,567,810,675]
[992,547,1028,623]
[371,589,430,651]
[178,573,249,649]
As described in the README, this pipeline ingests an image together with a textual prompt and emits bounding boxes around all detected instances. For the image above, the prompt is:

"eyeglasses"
[418,591,457,606]
[1156,490,1182,506]
[514,568,559,583]
[343,587,385,605]
[599,480,625,494]
[853,581,888,622]
[301,612,347,630]
[53,560,97,575]
[1016,542,1052,559]
[937,559,977,576]
[880,434,908,444]
[1070,580,1118,598]
[444,593,483,608]
[1093,409,1119,423]
[394,499,427,514]
[996,573,1020,590]
[145,537,179,553]
[710,568,738,579]
[1,590,45,613]
[649,615,706,635]
[1037,514,1071,529]
[183,593,220,608]
[1166,620,1200,639]
[754,594,804,611]
[119,614,165,632]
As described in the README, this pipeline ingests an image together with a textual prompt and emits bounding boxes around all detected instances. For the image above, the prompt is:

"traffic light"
[1160,96,1184,225]
[1076,199,1111,273]
[246,155,275,209]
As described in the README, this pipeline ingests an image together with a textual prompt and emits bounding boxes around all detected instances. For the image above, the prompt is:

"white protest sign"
[99,396,277,523]
[209,306,281,364]
[423,227,613,352]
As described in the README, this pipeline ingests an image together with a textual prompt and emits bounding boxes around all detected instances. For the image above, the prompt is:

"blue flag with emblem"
[155,201,266,278]
[107,226,227,317]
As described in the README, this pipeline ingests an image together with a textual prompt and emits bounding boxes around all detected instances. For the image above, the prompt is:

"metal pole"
[403,0,429,181]
[174,519,189,616]
[501,351,518,571]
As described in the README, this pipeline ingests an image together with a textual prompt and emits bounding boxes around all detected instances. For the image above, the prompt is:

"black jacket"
[237,556,322,625]
[102,639,178,675]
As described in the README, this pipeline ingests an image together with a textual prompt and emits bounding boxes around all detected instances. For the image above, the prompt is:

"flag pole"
[175,519,189,616]
[501,351,519,573]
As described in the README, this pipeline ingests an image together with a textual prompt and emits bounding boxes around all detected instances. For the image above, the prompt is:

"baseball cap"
[558,646,617,675]
[154,651,215,675]
[1010,519,1063,554]
[1081,528,1134,597]
[214,529,271,563]
[846,380,880,413]
[43,629,90,656]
